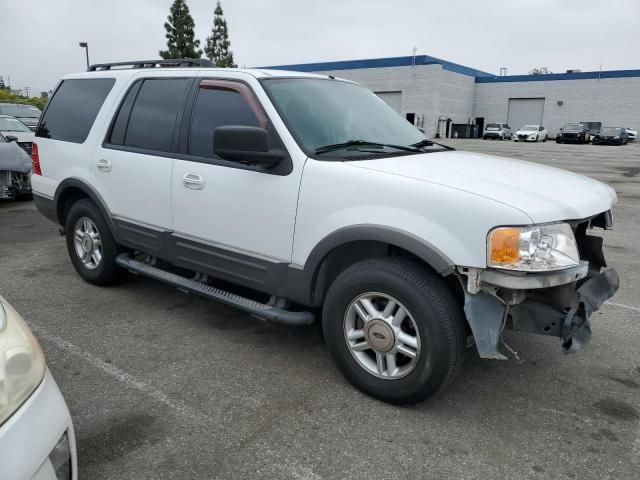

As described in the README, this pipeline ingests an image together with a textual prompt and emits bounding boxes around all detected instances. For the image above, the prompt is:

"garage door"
[507,98,545,130]
[375,91,402,112]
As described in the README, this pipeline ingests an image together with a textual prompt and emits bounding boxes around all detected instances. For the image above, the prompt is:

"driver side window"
[188,84,262,159]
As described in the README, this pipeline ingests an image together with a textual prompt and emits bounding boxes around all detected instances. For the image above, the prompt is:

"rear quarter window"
[36,78,115,143]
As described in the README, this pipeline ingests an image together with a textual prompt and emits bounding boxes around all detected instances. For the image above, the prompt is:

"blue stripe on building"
[259,55,640,83]
[259,54,494,78]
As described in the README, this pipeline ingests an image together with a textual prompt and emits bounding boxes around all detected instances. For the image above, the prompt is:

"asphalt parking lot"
[1,139,639,479]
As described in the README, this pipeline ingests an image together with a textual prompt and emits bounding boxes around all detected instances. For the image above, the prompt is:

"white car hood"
[348,150,616,223]
[0,131,35,143]
[516,130,538,135]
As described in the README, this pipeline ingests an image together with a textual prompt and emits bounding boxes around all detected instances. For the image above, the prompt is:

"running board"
[116,254,314,326]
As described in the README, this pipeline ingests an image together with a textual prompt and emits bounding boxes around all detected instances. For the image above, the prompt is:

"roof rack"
[87,58,215,72]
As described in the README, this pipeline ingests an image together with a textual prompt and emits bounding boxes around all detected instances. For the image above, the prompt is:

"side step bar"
[116,254,314,326]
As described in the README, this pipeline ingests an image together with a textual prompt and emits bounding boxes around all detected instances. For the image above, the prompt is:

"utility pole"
[79,42,90,69]
[24,86,31,98]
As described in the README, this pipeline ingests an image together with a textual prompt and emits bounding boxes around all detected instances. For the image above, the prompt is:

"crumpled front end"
[458,210,619,359]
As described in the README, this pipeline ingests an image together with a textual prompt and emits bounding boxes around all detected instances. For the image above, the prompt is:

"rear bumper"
[33,193,58,224]
[0,370,77,480]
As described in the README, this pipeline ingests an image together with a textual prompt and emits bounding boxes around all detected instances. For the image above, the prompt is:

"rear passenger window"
[36,78,115,143]
[116,78,188,152]
[189,87,259,158]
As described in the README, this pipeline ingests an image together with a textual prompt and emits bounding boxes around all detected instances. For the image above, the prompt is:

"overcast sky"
[1,0,639,93]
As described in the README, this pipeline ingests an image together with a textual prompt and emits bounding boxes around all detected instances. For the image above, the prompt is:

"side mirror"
[214,126,284,168]
[5,135,18,142]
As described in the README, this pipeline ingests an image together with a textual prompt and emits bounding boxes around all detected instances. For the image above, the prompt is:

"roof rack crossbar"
[87,58,215,72]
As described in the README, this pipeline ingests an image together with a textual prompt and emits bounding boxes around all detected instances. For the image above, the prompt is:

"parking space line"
[605,301,640,313]
[29,323,215,426]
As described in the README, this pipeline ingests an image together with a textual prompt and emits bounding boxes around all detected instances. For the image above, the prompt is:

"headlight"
[487,223,579,271]
[0,298,46,426]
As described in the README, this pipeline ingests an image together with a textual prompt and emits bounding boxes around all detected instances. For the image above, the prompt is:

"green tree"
[529,67,553,75]
[159,0,202,59]
[204,1,236,67]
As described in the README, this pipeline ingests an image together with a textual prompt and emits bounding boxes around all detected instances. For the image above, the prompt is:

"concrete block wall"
[474,77,640,134]
[313,64,475,137]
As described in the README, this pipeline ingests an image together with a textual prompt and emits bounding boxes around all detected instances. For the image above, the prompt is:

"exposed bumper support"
[462,268,619,359]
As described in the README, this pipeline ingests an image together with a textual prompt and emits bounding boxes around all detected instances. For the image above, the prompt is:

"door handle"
[96,158,112,172]
[182,173,205,190]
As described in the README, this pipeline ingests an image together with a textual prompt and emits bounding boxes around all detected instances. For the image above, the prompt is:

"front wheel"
[322,258,466,405]
[65,199,123,286]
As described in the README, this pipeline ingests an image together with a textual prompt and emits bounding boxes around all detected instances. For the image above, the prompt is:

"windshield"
[0,117,32,132]
[486,123,501,130]
[0,104,41,118]
[262,78,424,154]
[521,125,538,132]
[601,128,621,135]
[563,124,583,132]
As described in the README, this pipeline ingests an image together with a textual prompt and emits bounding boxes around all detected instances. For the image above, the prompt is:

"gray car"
[0,103,42,131]
[0,132,32,200]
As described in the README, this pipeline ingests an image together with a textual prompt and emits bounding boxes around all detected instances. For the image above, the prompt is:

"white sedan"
[0,296,77,480]
[513,125,548,142]
[625,127,637,142]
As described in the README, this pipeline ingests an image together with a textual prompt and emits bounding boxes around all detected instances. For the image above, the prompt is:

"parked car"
[0,104,42,131]
[0,133,32,200]
[624,127,637,142]
[556,123,591,144]
[0,115,36,154]
[592,127,629,145]
[581,121,602,138]
[513,125,548,142]
[31,60,619,404]
[0,295,77,480]
[482,123,512,140]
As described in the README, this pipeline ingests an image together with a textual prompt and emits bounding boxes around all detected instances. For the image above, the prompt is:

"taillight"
[31,143,41,175]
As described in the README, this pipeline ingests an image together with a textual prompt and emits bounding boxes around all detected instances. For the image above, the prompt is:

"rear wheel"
[65,199,122,286]
[322,258,465,404]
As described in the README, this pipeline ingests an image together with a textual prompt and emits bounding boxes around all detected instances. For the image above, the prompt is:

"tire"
[65,199,122,286]
[482,136,487,140]
[322,258,466,405]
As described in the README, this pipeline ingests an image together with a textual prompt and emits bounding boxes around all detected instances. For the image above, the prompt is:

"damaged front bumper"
[459,212,619,359]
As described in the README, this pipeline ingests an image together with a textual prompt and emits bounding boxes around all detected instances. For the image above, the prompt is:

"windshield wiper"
[315,140,422,155]
[411,138,456,151]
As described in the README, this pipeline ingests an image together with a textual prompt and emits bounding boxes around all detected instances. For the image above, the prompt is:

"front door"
[170,77,304,288]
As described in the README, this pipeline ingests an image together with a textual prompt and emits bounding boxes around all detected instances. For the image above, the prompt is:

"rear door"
[170,76,303,280]
[94,75,193,240]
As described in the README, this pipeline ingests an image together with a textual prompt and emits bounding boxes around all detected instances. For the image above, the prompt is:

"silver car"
[0,104,42,132]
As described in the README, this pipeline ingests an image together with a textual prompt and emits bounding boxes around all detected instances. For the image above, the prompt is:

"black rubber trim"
[304,225,455,277]
[53,178,118,238]
[32,192,57,224]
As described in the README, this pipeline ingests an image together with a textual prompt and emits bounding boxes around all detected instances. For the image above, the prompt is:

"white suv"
[31,59,619,404]
[482,123,512,140]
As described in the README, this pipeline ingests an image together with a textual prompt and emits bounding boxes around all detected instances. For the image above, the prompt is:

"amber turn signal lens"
[489,227,521,264]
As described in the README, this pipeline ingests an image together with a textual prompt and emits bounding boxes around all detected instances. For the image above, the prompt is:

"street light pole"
[79,42,90,69]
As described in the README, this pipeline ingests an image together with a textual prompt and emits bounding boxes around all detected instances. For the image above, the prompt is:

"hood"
[516,129,538,135]
[0,131,35,143]
[0,141,32,173]
[347,150,616,223]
